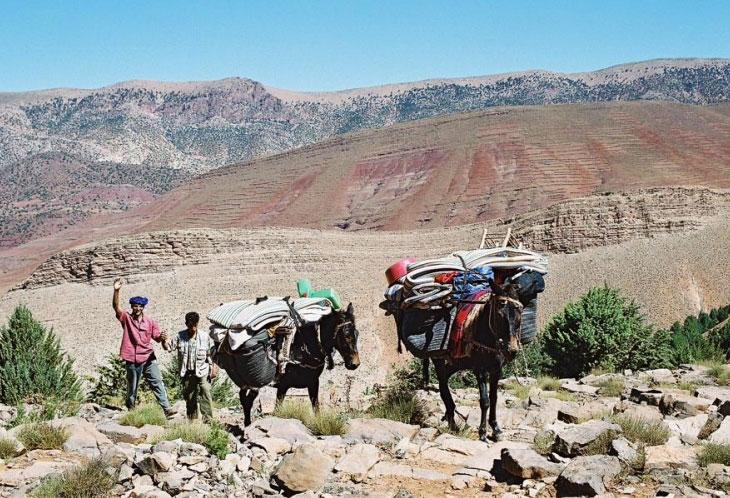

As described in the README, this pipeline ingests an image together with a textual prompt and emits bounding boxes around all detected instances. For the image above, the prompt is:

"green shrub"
[666,318,724,366]
[540,286,672,378]
[119,403,166,427]
[699,443,730,467]
[0,437,20,459]
[16,422,70,450]
[611,414,670,446]
[0,305,82,405]
[703,361,730,385]
[30,457,119,498]
[584,430,615,455]
[150,420,230,458]
[503,382,531,400]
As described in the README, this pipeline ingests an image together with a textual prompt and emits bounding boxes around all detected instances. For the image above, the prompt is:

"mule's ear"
[346,302,355,315]
[488,278,501,294]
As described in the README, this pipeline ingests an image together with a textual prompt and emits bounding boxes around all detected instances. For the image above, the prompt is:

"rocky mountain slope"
[3,58,729,173]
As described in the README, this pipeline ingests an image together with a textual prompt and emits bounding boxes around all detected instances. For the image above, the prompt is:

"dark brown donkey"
[238,303,360,426]
[427,280,523,442]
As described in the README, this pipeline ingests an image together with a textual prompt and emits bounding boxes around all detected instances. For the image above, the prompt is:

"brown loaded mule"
[425,280,523,442]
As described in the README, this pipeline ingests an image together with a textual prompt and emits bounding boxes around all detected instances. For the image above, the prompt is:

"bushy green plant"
[540,286,672,378]
[119,403,166,428]
[16,422,70,450]
[699,442,730,467]
[611,414,670,446]
[0,437,20,459]
[273,399,348,436]
[0,305,82,405]
[666,319,724,365]
[31,457,119,498]
[150,420,230,458]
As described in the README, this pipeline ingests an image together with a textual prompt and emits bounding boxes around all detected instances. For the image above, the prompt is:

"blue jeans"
[125,356,171,411]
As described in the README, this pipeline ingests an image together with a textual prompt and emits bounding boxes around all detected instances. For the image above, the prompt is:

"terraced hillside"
[139,101,730,232]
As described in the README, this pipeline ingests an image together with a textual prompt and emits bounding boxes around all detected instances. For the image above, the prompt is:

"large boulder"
[552,419,622,457]
[273,444,334,494]
[48,417,115,458]
[245,417,315,444]
[644,445,698,471]
[334,443,379,475]
[500,448,564,479]
[97,420,158,444]
[555,455,622,497]
[344,418,419,445]
[659,393,711,418]
[709,417,730,444]
[136,452,175,476]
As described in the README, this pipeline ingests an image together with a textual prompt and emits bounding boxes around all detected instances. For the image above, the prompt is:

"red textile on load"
[434,272,457,284]
[449,290,489,358]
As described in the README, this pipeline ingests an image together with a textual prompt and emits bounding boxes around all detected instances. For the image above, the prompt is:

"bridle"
[474,293,524,358]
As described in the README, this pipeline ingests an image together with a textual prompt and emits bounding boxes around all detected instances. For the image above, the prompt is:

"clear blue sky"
[1,0,729,92]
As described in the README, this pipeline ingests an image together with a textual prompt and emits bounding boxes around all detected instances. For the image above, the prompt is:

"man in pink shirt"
[113,278,173,416]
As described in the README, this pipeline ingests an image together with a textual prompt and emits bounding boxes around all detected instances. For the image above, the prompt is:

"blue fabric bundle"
[451,265,494,300]
[129,296,149,306]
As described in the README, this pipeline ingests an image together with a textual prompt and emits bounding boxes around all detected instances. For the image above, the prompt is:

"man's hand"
[160,330,168,342]
[210,363,219,379]
[113,278,123,290]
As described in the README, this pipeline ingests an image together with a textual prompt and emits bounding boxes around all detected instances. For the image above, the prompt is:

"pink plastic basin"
[385,258,416,286]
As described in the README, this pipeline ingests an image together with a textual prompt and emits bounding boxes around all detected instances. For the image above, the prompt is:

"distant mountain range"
[1,57,729,247]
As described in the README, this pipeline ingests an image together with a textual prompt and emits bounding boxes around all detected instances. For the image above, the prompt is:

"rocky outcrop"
[17,187,730,290]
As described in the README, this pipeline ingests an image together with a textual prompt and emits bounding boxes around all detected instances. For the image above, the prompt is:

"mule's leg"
[422,359,430,388]
[240,389,259,427]
[307,377,320,410]
[488,369,503,441]
[276,384,290,404]
[476,370,489,442]
[435,362,457,429]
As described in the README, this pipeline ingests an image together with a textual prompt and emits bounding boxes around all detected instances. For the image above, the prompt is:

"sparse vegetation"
[150,420,230,459]
[698,442,730,467]
[366,362,428,425]
[703,361,730,385]
[273,399,348,436]
[584,430,616,455]
[16,422,70,450]
[503,382,531,400]
[596,378,625,397]
[439,423,476,439]
[30,457,119,498]
[537,376,561,391]
[7,399,79,429]
[0,437,20,459]
[119,403,166,428]
[545,390,579,402]
[533,430,556,455]
[0,305,82,406]
[611,414,670,446]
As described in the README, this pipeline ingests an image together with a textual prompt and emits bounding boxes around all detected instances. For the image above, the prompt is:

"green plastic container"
[296,279,342,310]
[297,279,313,297]
[309,287,342,310]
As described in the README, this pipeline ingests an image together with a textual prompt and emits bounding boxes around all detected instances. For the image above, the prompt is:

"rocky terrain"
[2,58,730,247]
[3,365,730,497]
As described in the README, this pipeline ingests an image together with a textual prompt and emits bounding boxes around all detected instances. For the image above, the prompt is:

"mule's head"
[327,302,360,370]
[488,278,523,356]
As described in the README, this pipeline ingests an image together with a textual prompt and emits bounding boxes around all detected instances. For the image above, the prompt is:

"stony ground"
[3,365,730,497]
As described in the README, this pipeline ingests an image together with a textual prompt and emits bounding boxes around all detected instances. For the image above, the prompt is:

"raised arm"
[113,279,123,319]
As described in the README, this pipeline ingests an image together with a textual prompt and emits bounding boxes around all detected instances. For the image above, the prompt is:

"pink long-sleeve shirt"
[117,310,162,363]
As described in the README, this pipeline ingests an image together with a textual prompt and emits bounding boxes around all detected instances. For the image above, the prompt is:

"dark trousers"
[182,371,213,420]
[125,357,170,411]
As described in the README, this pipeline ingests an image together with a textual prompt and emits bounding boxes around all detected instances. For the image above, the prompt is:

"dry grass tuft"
[119,403,166,428]
[16,423,70,450]
[30,457,118,498]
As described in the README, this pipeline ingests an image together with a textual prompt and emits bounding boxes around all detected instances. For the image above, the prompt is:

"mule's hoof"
[479,433,490,443]
[492,432,504,442]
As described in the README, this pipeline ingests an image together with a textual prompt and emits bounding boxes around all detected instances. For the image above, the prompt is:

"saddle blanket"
[448,290,489,358]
